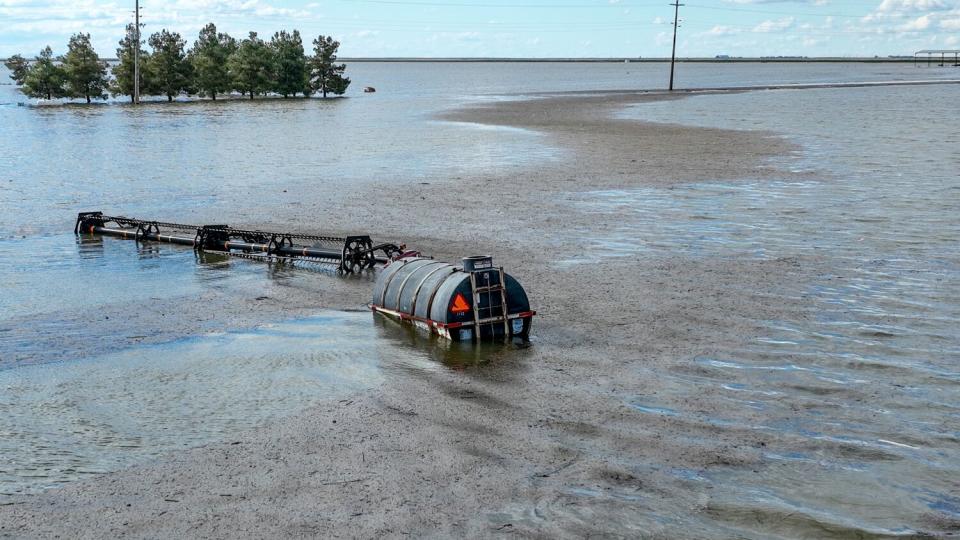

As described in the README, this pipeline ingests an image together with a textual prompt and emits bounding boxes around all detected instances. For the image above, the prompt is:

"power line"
[287,18,667,28]
[684,4,869,19]
[333,0,664,7]
[331,0,881,11]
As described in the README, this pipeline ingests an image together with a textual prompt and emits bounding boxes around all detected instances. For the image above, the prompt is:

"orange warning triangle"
[450,293,471,314]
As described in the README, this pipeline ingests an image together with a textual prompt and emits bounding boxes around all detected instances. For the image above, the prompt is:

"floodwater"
[562,83,960,534]
[0,311,385,496]
[2,61,959,533]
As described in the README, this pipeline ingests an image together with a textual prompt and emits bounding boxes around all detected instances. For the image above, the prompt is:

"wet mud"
[2,87,958,538]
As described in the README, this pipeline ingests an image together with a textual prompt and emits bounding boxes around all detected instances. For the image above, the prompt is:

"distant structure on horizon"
[914,49,960,67]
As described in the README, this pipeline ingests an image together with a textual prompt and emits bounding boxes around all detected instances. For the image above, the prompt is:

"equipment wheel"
[341,237,375,274]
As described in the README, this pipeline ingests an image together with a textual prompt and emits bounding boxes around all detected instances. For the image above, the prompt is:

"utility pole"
[669,0,683,91]
[134,0,141,104]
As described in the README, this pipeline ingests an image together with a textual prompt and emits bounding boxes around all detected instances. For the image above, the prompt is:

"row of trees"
[4,24,350,103]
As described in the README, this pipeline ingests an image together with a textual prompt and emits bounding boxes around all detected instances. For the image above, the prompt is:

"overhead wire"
[4,0,910,45]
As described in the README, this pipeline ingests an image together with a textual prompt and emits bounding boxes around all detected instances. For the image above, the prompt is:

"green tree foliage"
[112,23,150,102]
[7,27,351,105]
[271,30,309,98]
[62,33,109,103]
[21,46,67,100]
[228,32,274,99]
[3,54,30,85]
[190,23,236,100]
[309,35,350,98]
[147,29,192,101]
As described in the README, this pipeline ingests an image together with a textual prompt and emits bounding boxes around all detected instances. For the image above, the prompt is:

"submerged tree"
[189,23,237,100]
[112,23,150,102]
[7,26,353,105]
[21,46,67,100]
[271,30,309,98]
[4,54,30,85]
[228,32,274,99]
[309,35,349,98]
[62,33,109,103]
[147,29,192,101]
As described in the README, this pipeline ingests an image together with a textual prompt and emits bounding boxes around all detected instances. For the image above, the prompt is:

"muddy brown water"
[1,63,958,536]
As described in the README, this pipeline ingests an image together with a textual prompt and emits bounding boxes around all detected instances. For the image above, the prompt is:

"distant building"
[715,55,730,59]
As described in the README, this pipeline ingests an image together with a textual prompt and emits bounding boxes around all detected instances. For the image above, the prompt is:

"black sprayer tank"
[371,256,534,341]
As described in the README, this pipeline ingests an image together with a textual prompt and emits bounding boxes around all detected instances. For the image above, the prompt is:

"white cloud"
[901,13,934,30]
[802,36,828,47]
[1,0,323,57]
[940,14,960,29]
[1,0,958,58]
[855,0,960,43]
[702,25,742,36]
[753,17,794,32]
[876,0,949,13]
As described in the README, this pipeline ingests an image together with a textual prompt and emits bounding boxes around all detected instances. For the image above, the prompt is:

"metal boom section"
[75,212,404,274]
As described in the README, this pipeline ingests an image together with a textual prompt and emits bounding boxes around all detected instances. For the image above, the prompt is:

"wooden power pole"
[669,0,683,91]
[134,0,141,104]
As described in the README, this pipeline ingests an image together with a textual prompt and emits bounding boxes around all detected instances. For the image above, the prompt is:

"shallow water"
[0,232,364,368]
[0,232,529,498]
[557,83,960,534]
[2,62,958,238]
[2,62,959,532]
[0,311,388,497]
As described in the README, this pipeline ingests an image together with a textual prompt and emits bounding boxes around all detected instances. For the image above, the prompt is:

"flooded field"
[1,62,959,535]
[0,233,515,499]
[555,83,960,534]
[0,312,385,497]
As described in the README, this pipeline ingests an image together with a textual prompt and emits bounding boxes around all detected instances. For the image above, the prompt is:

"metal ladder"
[469,267,510,339]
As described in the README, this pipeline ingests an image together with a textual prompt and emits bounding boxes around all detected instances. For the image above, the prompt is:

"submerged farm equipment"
[370,255,534,342]
[75,212,535,341]
[75,211,403,274]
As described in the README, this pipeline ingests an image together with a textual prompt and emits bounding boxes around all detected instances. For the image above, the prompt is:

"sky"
[1,0,958,58]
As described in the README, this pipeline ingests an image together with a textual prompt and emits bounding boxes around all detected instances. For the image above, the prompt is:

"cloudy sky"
[1,0,957,58]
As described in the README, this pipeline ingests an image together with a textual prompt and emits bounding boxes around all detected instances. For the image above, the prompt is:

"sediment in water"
[2,88,953,538]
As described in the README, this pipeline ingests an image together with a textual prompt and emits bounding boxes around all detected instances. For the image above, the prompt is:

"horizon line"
[337,56,920,62]
[2,56,926,63]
